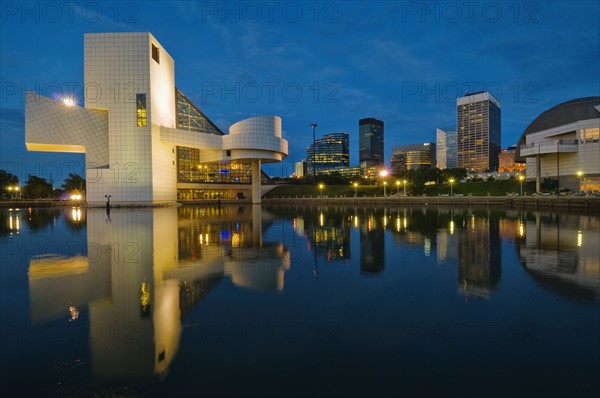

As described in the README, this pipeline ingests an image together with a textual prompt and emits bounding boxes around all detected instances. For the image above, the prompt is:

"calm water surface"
[0,205,599,397]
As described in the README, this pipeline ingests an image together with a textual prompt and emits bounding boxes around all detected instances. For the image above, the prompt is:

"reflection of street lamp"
[403,179,407,196]
[395,180,400,195]
[353,182,358,197]
[449,178,455,197]
[519,175,525,196]
[576,170,584,194]
[318,183,324,198]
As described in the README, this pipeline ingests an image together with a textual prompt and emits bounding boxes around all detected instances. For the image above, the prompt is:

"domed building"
[516,97,600,193]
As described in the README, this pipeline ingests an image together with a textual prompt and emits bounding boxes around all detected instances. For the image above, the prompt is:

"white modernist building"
[25,32,288,205]
[515,97,600,193]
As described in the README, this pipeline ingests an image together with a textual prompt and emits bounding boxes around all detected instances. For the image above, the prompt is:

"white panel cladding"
[25,92,109,166]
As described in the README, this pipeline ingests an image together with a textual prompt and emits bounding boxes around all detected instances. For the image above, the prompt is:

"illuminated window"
[581,127,599,142]
[136,94,147,127]
[152,43,160,64]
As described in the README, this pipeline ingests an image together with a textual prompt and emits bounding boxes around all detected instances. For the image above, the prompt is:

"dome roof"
[515,97,600,162]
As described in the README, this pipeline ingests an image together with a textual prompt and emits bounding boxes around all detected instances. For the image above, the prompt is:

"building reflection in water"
[359,209,385,274]
[27,205,289,382]
[457,210,502,299]
[516,212,600,301]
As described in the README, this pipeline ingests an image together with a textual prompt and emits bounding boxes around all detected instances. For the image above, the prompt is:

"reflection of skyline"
[457,213,502,299]
[516,213,600,301]
[27,205,290,383]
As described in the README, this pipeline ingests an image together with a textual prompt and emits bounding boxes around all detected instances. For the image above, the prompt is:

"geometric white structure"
[515,97,600,193]
[25,32,287,205]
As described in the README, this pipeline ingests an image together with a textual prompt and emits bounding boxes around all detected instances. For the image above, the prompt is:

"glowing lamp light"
[63,98,75,106]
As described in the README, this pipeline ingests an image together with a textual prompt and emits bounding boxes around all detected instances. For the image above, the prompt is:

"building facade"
[306,132,349,173]
[457,92,501,172]
[436,128,457,169]
[359,118,384,168]
[25,32,288,205]
[515,97,600,193]
[390,143,436,174]
[498,145,526,173]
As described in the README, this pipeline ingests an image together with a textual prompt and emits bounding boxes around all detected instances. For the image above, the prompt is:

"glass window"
[136,94,147,127]
[151,44,160,64]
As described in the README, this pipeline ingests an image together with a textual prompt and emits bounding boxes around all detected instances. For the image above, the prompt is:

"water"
[1,205,598,397]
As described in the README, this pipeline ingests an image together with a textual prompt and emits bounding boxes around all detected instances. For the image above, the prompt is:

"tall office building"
[436,128,457,169]
[359,118,384,168]
[306,132,349,173]
[457,92,501,172]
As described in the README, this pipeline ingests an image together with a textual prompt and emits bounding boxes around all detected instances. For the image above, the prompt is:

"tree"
[23,175,53,198]
[61,173,86,192]
[0,169,19,196]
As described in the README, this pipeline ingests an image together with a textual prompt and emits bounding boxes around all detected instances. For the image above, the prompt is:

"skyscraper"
[359,118,384,168]
[306,132,349,173]
[436,128,457,169]
[457,92,501,172]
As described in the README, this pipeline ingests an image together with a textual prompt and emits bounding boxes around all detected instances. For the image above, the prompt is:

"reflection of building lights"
[69,305,79,321]
[403,217,408,230]
[71,207,81,221]
[354,216,358,228]
[396,216,401,232]
[519,223,525,237]
[319,212,324,227]
[232,232,240,248]
[577,231,583,247]
[140,282,151,314]
[471,214,475,230]
[383,216,387,228]
[450,220,455,235]
[424,238,431,257]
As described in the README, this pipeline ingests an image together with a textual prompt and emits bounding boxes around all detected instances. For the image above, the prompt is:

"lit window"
[136,94,147,127]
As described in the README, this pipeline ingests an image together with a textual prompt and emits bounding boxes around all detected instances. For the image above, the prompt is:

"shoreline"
[1,196,599,212]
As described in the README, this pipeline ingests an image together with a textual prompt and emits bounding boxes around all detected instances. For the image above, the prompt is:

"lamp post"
[577,170,584,194]
[395,180,400,195]
[403,179,407,196]
[310,123,317,182]
[353,182,358,197]
[379,169,388,197]
[519,175,525,196]
[449,178,455,197]
[319,183,324,198]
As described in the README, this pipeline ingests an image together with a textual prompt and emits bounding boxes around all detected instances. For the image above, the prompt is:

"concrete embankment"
[263,195,600,212]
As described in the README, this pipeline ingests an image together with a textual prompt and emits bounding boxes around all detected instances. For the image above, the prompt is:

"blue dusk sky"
[1,1,599,181]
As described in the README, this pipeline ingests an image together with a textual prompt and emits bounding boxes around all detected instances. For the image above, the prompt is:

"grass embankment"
[265,180,536,198]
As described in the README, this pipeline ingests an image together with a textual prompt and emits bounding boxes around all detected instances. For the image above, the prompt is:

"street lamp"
[379,170,388,197]
[403,179,407,196]
[310,123,317,182]
[395,180,400,195]
[519,175,525,196]
[576,170,584,194]
[449,178,455,197]
[353,182,358,197]
[319,183,324,198]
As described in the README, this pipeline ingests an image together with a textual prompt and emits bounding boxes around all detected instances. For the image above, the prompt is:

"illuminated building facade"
[306,132,349,173]
[25,32,287,205]
[359,118,384,168]
[498,145,526,173]
[390,143,436,173]
[436,128,457,169]
[515,97,600,193]
[457,92,501,172]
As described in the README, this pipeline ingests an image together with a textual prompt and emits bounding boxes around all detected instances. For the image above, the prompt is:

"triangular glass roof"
[176,89,224,135]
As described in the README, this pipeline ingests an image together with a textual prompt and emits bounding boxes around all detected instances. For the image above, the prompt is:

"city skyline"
[1,1,599,182]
